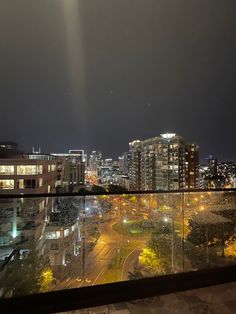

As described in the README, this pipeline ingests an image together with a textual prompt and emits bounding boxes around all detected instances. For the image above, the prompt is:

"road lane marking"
[92,268,105,286]
[121,248,139,281]
[65,278,75,288]
[77,280,84,287]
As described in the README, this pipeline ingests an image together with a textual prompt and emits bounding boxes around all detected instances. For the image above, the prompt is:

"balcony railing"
[0,188,236,313]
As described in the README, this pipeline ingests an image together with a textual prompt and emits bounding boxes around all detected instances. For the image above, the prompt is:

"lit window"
[38,165,43,174]
[51,164,56,171]
[48,165,51,172]
[0,179,14,189]
[64,229,69,237]
[0,165,14,175]
[18,179,24,189]
[17,165,37,175]
[17,179,36,189]
[39,178,43,187]
[45,231,61,239]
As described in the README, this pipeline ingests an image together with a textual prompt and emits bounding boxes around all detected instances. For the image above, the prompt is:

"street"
[54,218,147,290]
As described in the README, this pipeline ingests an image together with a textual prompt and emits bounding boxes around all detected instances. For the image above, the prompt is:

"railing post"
[181,192,185,272]
[82,195,86,278]
[171,212,174,272]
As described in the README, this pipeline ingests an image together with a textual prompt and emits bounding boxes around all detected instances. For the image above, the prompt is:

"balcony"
[0,188,236,313]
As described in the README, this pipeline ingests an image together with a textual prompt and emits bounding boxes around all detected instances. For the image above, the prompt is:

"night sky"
[0,0,235,161]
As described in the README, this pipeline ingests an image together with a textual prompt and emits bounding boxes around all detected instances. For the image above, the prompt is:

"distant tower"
[208,155,218,176]
[32,147,41,154]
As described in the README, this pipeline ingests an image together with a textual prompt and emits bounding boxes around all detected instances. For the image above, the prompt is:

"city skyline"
[1,131,234,164]
[0,1,236,309]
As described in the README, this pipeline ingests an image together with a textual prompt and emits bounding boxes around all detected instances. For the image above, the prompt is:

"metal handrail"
[0,187,235,199]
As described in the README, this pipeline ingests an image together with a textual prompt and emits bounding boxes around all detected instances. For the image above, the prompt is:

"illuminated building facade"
[45,220,81,266]
[51,150,85,191]
[203,157,236,189]
[0,153,57,251]
[88,151,102,172]
[127,133,199,191]
[127,140,142,190]
[0,158,57,194]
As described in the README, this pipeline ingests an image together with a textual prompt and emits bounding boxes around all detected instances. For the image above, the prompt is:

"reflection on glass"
[0,191,236,299]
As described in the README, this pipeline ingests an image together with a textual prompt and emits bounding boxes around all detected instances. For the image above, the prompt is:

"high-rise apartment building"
[51,150,85,191]
[127,133,199,191]
[184,143,200,189]
[88,151,102,171]
[128,140,142,190]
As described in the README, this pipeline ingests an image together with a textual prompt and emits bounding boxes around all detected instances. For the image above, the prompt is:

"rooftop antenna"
[32,147,41,154]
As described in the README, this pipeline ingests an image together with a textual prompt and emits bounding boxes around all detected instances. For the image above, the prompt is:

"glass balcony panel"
[0,190,236,299]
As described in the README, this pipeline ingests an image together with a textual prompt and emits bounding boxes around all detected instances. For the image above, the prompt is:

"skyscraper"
[127,140,142,190]
[127,133,199,191]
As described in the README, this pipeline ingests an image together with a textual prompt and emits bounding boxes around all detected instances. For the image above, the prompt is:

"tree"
[128,266,144,280]
[107,185,128,194]
[3,250,54,297]
[225,238,236,258]
[187,212,234,257]
[78,187,89,194]
[153,220,172,235]
[91,185,107,193]
[139,247,167,275]
[148,223,183,273]
[38,268,55,293]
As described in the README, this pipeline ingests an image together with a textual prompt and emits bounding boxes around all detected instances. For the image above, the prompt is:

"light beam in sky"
[61,0,88,141]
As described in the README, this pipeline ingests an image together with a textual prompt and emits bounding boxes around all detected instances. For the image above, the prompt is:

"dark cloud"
[0,0,235,160]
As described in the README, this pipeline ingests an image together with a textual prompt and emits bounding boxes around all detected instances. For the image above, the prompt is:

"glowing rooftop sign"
[161,133,176,139]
